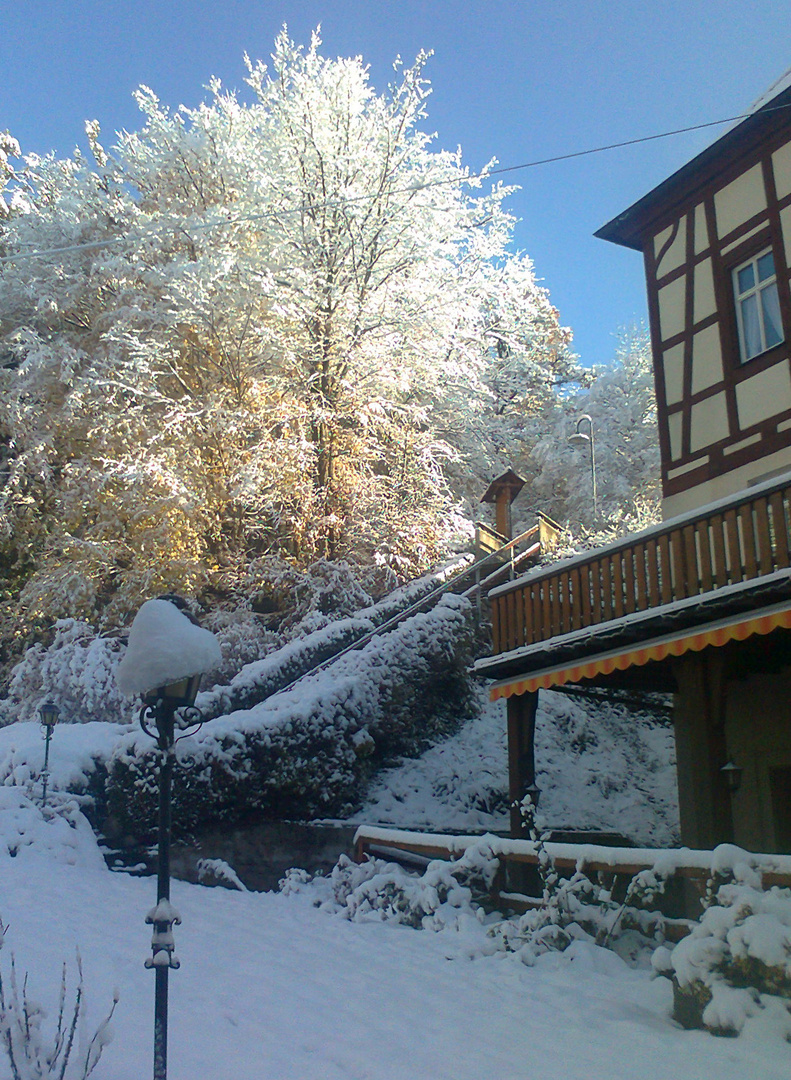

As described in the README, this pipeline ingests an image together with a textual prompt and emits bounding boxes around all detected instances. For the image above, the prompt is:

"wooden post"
[672,651,734,848]
[507,690,540,837]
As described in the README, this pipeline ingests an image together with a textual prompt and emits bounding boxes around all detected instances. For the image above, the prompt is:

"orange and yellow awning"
[489,602,791,701]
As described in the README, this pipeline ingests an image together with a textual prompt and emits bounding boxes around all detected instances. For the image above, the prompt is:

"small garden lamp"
[39,700,60,806]
[116,596,220,1080]
[721,760,743,795]
[568,413,598,520]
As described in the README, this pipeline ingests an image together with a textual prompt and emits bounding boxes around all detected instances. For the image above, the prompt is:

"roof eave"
[595,85,791,251]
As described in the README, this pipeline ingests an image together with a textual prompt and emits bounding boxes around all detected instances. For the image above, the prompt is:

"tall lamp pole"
[139,673,204,1080]
[117,596,220,1080]
[568,413,598,520]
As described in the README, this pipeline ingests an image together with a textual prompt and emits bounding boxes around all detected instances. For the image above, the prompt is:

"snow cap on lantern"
[116,598,222,698]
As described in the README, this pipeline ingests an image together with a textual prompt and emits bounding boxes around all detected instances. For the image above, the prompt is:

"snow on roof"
[116,598,222,697]
[746,65,791,118]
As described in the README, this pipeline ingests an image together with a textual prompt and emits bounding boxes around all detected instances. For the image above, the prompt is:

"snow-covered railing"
[489,476,791,653]
[353,825,791,922]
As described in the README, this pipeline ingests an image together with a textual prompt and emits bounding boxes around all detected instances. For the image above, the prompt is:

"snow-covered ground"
[1,790,788,1080]
[354,687,680,845]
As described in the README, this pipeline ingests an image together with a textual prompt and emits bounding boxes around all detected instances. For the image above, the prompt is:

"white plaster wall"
[691,323,723,394]
[772,139,791,200]
[694,203,709,255]
[663,444,791,518]
[693,258,716,323]
[654,217,687,276]
[658,274,686,342]
[736,362,791,430]
[714,164,767,238]
[690,392,729,453]
[662,343,685,405]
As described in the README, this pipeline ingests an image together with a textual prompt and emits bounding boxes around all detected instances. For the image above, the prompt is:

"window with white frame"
[733,246,784,362]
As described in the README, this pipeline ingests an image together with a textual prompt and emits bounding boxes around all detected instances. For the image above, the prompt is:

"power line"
[2,101,790,267]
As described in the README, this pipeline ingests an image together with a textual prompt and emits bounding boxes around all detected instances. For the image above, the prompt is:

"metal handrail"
[276,524,543,696]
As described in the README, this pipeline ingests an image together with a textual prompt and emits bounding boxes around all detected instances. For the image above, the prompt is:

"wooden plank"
[622,546,636,614]
[710,513,727,587]
[658,533,673,603]
[560,570,571,635]
[646,538,661,607]
[754,495,774,575]
[506,590,517,651]
[770,491,790,568]
[570,565,582,631]
[724,508,743,583]
[580,562,593,626]
[531,584,542,645]
[634,541,648,611]
[612,552,625,618]
[514,587,525,650]
[550,573,561,637]
[669,529,686,600]
[682,524,699,597]
[491,597,501,653]
[601,557,614,622]
[697,519,713,593]
[541,578,551,642]
[739,503,758,580]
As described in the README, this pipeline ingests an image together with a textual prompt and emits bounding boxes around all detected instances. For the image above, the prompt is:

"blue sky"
[3,1,791,366]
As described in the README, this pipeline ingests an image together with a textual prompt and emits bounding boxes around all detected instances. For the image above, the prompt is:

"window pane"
[761,282,784,348]
[737,263,755,293]
[741,294,762,358]
[757,250,776,282]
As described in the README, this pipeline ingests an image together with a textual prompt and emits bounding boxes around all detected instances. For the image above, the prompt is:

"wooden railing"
[491,477,791,655]
[354,825,791,923]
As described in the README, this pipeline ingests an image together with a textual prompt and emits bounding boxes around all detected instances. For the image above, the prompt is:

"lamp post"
[39,700,60,807]
[116,596,220,1080]
[139,673,204,1080]
[568,413,598,520]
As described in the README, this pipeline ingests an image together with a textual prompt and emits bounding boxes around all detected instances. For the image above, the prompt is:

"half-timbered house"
[476,71,791,855]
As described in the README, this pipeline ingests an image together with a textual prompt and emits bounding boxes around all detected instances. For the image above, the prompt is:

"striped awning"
[489,601,791,701]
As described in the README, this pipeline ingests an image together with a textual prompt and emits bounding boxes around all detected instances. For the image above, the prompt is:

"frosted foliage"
[670,877,791,1036]
[116,599,222,696]
[0,28,574,651]
[1,619,133,726]
[528,329,660,533]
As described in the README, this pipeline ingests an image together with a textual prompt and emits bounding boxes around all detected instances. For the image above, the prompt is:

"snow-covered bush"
[0,918,118,1079]
[488,799,668,965]
[103,595,475,841]
[282,842,499,931]
[199,607,281,686]
[0,620,132,727]
[669,871,791,1037]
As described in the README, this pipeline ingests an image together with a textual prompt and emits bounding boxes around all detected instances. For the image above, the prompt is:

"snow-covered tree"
[528,328,660,533]
[0,29,575,648]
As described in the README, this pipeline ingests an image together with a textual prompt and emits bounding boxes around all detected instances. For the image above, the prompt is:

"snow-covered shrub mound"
[669,866,791,1037]
[103,595,475,841]
[1,619,133,726]
[197,616,376,721]
[0,787,106,869]
[199,558,471,722]
[281,842,499,931]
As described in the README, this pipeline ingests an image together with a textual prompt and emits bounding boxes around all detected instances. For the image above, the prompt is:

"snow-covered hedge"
[666,870,791,1036]
[102,595,475,841]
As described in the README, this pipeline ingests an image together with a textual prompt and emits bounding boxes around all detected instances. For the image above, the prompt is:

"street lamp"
[116,597,221,1080]
[39,700,60,807]
[568,413,598,520]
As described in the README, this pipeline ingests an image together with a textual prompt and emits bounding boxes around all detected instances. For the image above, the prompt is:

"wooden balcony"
[489,474,791,658]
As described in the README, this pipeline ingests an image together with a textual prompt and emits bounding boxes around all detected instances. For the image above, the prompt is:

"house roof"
[595,71,791,251]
